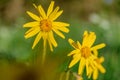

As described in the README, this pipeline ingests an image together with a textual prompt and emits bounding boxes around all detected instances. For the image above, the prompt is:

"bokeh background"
[0,0,120,80]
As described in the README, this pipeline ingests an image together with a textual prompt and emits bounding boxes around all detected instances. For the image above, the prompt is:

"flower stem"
[73,72,83,80]
[59,72,65,80]
[66,71,70,80]
[42,39,47,65]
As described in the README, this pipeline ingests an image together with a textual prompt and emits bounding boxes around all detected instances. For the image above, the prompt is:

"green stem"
[59,72,64,80]
[66,71,70,80]
[73,72,83,80]
[42,40,47,65]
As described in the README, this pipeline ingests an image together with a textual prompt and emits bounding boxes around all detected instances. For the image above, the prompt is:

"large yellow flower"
[23,1,69,51]
[68,31,105,76]
[88,57,106,80]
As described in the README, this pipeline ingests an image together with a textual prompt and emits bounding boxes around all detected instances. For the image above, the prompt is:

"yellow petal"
[33,3,37,9]
[91,54,97,59]
[89,60,96,70]
[53,22,69,27]
[97,64,106,73]
[47,1,54,17]
[99,56,104,63]
[82,31,88,46]
[52,10,63,20]
[87,32,96,47]
[83,30,88,36]
[68,39,79,49]
[27,11,40,21]
[93,50,98,56]
[68,38,74,45]
[69,54,81,68]
[88,66,93,78]
[25,27,34,34]
[23,21,39,27]
[49,6,59,20]
[25,27,40,39]
[67,49,79,56]
[93,68,98,80]
[54,25,69,33]
[32,4,45,20]
[49,31,57,47]
[38,5,47,18]
[91,43,106,50]
[86,60,89,76]
[48,39,53,51]
[32,32,42,49]
[73,53,81,59]
[52,28,65,39]
[77,41,81,49]
[78,57,86,75]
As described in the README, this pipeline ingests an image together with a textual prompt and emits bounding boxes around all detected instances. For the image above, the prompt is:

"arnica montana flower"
[68,31,106,77]
[23,1,69,51]
[88,56,106,80]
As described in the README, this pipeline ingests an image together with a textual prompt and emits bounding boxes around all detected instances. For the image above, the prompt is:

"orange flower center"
[40,19,52,32]
[81,47,91,58]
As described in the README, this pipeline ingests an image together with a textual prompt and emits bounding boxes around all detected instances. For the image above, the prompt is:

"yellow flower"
[88,57,106,80]
[23,1,69,51]
[68,31,105,76]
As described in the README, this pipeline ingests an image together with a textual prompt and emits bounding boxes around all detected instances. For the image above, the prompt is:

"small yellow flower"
[68,31,105,76]
[23,1,69,51]
[88,57,106,80]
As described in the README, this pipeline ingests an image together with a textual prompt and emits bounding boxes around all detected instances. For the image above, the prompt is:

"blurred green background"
[0,0,120,80]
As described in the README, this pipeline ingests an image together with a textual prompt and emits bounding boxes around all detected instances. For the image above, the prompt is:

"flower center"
[81,47,91,58]
[40,19,52,32]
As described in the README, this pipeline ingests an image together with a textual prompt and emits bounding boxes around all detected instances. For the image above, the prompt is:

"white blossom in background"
[89,13,101,24]
[89,13,110,30]
[0,27,12,51]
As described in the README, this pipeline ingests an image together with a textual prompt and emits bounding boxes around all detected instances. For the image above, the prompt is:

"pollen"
[40,19,52,32]
[81,46,91,58]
